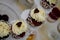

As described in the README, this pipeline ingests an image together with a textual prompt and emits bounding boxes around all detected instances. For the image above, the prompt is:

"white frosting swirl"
[0,21,10,37]
[12,20,28,35]
[30,8,46,22]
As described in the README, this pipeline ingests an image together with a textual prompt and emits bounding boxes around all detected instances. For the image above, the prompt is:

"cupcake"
[40,0,57,9]
[12,20,28,39]
[27,8,46,27]
[0,21,10,39]
[47,7,60,22]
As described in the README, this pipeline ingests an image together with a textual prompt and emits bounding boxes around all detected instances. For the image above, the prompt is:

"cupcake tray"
[0,0,60,40]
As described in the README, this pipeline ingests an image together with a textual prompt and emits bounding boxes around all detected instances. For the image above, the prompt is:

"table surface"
[0,0,25,16]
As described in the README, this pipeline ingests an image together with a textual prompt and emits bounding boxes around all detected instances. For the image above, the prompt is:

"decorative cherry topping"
[34,8,39,13]
[18,32,25,37]
[16,22,22,27]
[2,14,9,21]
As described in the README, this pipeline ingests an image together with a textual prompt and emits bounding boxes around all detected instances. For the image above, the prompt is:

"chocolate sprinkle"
[16,22,22,27]
[34,8,39,13]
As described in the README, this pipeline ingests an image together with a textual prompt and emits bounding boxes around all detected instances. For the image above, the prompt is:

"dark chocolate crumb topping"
[34,8,39,13]
[16,22,22,27]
